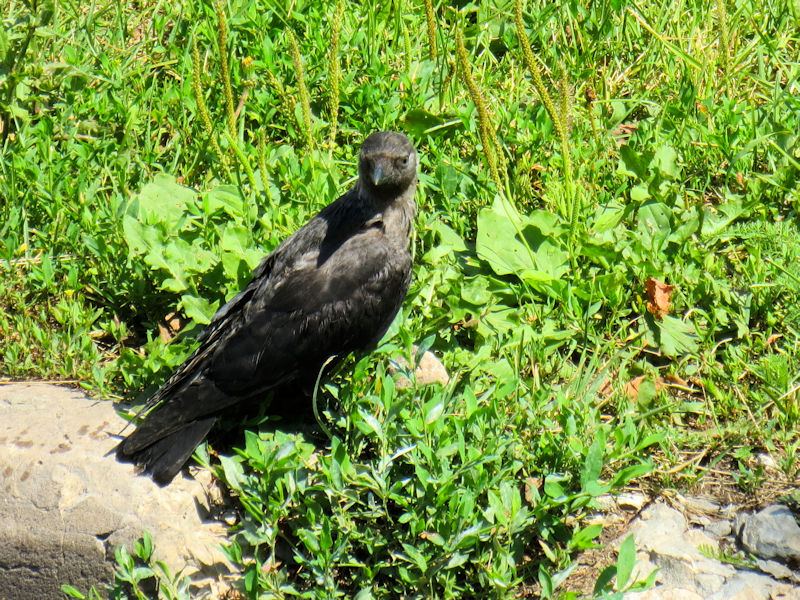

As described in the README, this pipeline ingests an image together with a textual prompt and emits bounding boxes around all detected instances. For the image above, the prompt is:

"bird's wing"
[140,214,331,412]
[204,223,412,396]
[192,253,274,346]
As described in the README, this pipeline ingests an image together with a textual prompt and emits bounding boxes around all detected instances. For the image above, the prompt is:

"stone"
[757,559,798,581]
[617,492,648,511]
[621,501,735,596]
[684,528,721,551]
[706,572,779,600]
[707,519,734,539]
[0,383,232,600]
[610,497,800,600]
[770,585,800,599]
[756,453,777,469]
[631,550,658,582]
[390,348,450,388]
[629,501,688,543]
[650,548,733,596]
[737,505,800,561]
[624,586,704,600]
[680,495,722,517]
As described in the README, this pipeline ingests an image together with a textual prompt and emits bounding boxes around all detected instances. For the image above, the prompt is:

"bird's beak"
[371,165,384,186]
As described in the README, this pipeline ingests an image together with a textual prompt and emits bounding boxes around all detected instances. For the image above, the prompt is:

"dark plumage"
[117,131,418,484]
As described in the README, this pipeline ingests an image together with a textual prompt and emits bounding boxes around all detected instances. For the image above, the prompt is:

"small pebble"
[706,519,733,539]
[618,492,648,511]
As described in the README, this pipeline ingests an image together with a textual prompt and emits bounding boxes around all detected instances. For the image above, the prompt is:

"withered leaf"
[624,375,665,399]
[645,277,675,320]
[158,312,189,343]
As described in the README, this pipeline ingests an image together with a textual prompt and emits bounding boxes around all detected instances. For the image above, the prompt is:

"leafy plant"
[62,532,191,600]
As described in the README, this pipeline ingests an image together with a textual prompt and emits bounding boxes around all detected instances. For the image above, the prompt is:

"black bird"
[117,131,418,484]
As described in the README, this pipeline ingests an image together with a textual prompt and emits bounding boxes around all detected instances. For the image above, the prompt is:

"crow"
[116,131,418,485]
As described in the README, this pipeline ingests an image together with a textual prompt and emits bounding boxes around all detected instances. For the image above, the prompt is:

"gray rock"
[0,383,232,600]
[619,499,800,600]
[627,501,688,543]
[707,519,734,539]
[770,584,800,599]
[737,505,800,561]
[618,492,648,511]
[624,587,704,600]
[622,502,735,596]
[681,494,723,517]
[706,571,778,600]
[756,559,798,582]
[755,453,777,469]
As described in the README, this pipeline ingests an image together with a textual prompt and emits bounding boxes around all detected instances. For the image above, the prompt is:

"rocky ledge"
[0,382,232,600]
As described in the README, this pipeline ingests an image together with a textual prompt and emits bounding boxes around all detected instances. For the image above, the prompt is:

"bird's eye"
[396,156,409,169]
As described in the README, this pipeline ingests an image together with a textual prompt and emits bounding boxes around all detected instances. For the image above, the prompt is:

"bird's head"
[358,131,418,195]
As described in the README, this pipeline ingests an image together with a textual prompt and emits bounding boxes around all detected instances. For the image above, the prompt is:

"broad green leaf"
[122,214,148,255]
[403,107,446,137]
[616,534,636,589]
[610,462,655,487]
[164,238,215,275]
[543,473,567,499]
[401,543,428,572]
[701,195,746,237]
[653,315,699,356]
[538,564,554,598]
[631,184,650,202]
[357,408,385,443]
[202,185,244,217]
[428,221,468,255]
[424,398,445,425]
[636,377,657,409]
[445,552,470,569]
[354,589,376,600]
[181,294,218,324]
[581,427,606,488]
[618,145,652,180]
[461,277,491,305]
[637,202,672,252]
[477,306,519,338]
[592,200,625,232]
[219,454,244,489]
[476,196,568,284]
[594,565,617,595]
[133,174,197,227]
[570,523,603,551]
[654,145,679,178]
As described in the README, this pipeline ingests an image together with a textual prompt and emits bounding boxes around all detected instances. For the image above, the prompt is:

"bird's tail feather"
[116,416,216,485]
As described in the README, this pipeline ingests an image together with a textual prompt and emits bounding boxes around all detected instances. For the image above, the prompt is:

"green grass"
[3,0,799,598]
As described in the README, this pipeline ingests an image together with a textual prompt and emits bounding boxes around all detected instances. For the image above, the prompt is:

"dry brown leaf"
[158,312,188,343]
[765,333,782,347]
[157,323,171,343]
[663,373,689,387]
[612,122,639,146]
[624,375,665,399]
[645,277,675,320]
